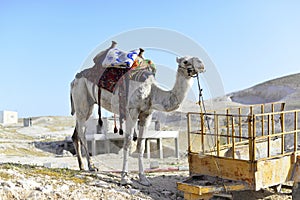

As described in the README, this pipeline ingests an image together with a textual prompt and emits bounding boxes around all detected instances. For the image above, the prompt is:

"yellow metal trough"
[177,102,300,199]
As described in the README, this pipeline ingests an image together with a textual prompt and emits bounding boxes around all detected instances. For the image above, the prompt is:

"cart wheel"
[292,182,300,200]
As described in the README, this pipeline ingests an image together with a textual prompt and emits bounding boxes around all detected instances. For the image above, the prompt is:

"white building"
[0,110,18,125]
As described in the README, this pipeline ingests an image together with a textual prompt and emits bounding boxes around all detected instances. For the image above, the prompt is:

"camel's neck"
[151,70,193,112]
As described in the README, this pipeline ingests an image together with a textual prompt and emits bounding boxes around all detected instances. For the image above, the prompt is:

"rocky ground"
[0,116,297,199]
[0,162,294,200]
[0,163,189,200]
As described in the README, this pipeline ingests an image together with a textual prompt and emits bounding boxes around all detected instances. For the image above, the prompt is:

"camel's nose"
[199,64,205,73]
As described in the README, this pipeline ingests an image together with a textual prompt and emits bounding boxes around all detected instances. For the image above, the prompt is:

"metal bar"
[267,114,271,158]
[187,106,297,118]
[193,127,296,139]
[256,151,296,162]
[261,104,264,136]
[238,108,242,142]
[232,116,235,159]
[189,131,251,139]
[281,102,285,111]
[294,111,298,156]
[281,112,285,155]
[280,103,285,131]
[215,113,220,157]
[271,104,275,135]
[226,109,230,144]
[187,112,250,118]
[253,116,256,161]
[187,113,191,153]
[248,115,253,162]
[200,113,205,153]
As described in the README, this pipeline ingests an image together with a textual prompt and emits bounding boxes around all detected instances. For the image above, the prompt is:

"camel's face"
[176,56,205,77]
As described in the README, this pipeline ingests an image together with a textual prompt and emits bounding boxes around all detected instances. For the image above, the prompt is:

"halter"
[178,60,198,78]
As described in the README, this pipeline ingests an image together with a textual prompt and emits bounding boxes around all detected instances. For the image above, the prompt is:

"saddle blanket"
[102,48,139,68]
[98,59,156,93]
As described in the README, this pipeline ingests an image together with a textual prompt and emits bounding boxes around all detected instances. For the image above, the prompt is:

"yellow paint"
[177,177,250,199]
[255,155,294,190]
[182,104,300,198]
[189,153,255,185]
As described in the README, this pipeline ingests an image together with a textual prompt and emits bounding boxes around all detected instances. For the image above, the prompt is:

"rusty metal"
[178,102,300,199]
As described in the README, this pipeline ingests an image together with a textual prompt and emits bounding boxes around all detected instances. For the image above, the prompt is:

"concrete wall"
[0,111,18,125]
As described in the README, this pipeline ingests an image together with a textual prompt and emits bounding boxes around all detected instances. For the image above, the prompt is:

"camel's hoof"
[120,173,132,185]
[139,174,151,186]
[89,166,98,172]
[119,129,123,135]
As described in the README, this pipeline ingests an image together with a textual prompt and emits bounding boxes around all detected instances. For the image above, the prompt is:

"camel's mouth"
[187,67,198,77]
[177,56,205,77]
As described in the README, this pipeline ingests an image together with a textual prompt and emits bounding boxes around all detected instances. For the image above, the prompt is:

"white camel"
[70,44,205,186]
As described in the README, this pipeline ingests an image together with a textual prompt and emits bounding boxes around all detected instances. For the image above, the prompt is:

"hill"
[227,73,300,110]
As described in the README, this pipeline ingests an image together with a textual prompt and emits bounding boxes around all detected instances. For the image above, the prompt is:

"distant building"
[0,111,18,125]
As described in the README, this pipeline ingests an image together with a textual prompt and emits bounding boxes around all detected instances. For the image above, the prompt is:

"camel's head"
[176,56,205,78]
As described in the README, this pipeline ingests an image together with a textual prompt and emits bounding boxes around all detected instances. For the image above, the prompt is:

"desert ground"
[0,114,295,200]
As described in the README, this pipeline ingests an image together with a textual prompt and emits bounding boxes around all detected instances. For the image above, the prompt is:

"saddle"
[98,59,156,93]
[80,42,156,135]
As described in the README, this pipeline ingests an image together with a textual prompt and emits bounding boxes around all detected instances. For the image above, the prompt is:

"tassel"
[113,113,118,133]
[133,129,137,142]
[119,129,123,135]
[114,126,118,133]
[97,87,102,127]
[98,118,103,127]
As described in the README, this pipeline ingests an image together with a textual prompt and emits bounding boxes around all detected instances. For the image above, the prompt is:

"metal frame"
[179,103,300,199]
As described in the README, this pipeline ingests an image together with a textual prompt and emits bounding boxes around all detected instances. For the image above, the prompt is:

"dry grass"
[0,163,87,184]
[0,146,49,157]
[0,127,34,140]
[0,171,15,180]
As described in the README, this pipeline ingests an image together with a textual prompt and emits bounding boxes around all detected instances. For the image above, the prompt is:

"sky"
[0,1,300,117]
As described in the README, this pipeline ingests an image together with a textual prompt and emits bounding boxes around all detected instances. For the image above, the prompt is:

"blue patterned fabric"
[102,48,139,68]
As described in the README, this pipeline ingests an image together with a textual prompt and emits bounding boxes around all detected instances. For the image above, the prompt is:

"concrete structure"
[23,118,32,127]
[0,110,18,125]
[83,117,179,158]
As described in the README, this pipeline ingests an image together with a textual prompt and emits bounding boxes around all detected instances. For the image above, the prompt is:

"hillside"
[227,73,300,110]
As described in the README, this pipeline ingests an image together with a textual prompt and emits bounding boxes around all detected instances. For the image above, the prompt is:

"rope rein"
[194,74,228,192]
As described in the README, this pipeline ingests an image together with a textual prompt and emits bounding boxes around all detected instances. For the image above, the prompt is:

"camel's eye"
[183,60,188,65]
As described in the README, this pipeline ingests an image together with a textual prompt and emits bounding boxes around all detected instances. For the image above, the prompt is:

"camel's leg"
[120,109,138,185]
[75,118,98,171]
[72,128,84,170]
[81,132,97,171]
[136,113,152,186]
[71,78,97,171]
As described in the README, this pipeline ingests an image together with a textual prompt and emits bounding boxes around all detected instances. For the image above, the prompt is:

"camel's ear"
[176,57,182,64]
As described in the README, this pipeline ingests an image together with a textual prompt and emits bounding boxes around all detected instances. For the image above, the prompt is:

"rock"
[90,180,110,188]
[1,180,15,189]
[43,162,52,168]
[41,184,53,193]
[62,150,73,157]
[130,188,139,195]
[150,161,159,169]
[162,190,172,195]
[26,190,43,200]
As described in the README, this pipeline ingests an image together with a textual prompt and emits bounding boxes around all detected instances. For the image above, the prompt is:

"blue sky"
[1,1,300,117]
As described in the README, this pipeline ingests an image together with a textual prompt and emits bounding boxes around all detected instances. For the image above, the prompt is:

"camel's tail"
[70,81,75,116]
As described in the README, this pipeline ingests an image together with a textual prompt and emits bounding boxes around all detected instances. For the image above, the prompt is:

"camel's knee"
[123,134,133,149]
[136,138,146,153]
